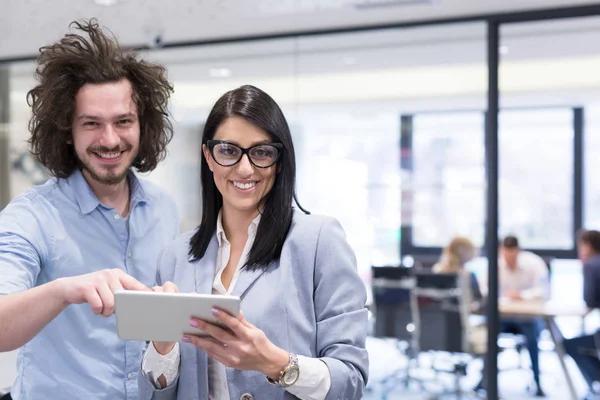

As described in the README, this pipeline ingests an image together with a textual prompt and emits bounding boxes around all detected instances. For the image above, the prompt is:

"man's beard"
[78,144,137,185]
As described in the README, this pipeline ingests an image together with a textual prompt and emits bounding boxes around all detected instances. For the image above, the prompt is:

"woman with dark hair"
[563,230,600,398]
[139,85,368,400]
[0,19,178,399]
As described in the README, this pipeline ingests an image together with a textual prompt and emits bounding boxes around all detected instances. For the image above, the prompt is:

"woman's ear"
[202,144,215,172]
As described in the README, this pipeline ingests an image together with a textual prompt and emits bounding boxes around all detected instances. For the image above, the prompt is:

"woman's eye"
[219,147,237,156]
[252,147,274,158]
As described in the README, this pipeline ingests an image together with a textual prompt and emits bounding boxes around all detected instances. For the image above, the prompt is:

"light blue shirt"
[0,169,179,400]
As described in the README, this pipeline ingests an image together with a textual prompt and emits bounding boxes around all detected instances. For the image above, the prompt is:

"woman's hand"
[183,309,290,380]
[151,281,179,355]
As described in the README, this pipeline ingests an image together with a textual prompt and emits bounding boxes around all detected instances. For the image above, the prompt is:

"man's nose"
[99,125,120,149]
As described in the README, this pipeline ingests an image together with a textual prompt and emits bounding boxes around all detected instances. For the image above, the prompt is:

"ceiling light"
[209,68,232,78]
[342,57,357,66]
[94,0,120,5]
[500,45,509,55]
[353,0,437,10]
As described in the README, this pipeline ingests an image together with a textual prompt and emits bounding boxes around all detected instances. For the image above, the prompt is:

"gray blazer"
[139,211,369,400]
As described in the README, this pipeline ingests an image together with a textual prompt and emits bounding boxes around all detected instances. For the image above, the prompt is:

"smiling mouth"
[93,151,123,160]
[232,181,257,190]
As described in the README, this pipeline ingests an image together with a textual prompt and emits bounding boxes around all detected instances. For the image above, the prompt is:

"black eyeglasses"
[206,140,283,168]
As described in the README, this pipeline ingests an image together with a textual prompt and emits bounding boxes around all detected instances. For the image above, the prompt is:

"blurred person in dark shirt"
[563,229,600,398]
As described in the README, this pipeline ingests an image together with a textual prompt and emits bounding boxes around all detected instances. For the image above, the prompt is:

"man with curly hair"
[0,19,179,399]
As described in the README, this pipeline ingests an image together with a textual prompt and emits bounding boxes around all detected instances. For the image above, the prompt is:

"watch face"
[283,367,300,386]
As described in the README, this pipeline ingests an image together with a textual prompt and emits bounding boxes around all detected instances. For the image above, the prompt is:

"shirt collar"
[216,210,261,248]
[499,256,522,273]
[66,169,151,215]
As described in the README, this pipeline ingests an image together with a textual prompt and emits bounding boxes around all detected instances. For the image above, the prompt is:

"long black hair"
[188,85,308,270]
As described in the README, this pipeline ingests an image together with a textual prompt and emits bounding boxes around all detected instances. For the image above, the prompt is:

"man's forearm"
[0,279,68,352]
[520,286,545,300]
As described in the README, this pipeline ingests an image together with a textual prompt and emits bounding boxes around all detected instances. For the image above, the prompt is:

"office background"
[1,1,600,399]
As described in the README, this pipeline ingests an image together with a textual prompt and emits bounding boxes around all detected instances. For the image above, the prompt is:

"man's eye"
[118,119,132,125]
[83,121,99,126]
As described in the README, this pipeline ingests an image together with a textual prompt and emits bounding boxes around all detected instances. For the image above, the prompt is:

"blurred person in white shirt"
[499,235,550,397]
[499,236,550,302]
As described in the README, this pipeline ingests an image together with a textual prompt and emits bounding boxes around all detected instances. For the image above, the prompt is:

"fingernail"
[182,335,191,342]
[190,319,199,327]
[211,308,220,316]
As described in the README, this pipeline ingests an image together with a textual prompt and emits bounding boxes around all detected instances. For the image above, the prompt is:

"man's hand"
[57,269,149,317]
[504,289,522,301]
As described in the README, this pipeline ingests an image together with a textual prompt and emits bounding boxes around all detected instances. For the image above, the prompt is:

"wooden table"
[497,300,588,400]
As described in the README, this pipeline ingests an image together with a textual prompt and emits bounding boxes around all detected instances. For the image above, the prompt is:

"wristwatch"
[266,352,300,387]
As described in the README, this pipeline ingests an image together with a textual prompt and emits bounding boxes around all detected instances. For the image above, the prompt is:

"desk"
[498,300,587,400]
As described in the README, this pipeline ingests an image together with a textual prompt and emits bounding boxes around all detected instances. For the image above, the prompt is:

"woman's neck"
[221,207,260,243]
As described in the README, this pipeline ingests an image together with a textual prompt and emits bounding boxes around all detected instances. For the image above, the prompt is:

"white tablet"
[114,291,241,342]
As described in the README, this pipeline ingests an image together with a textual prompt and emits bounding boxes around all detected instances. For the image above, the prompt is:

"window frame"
[400,106,583,260]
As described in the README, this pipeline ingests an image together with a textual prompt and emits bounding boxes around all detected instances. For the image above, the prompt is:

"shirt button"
[127,252,132,258]
[127,372,133,379]
[114,214,121,220]
[240,394,253,400]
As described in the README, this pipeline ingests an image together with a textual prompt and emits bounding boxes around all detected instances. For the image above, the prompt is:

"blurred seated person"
[433,237,483,306]
[498,235,550,397]
[433,237,488,358]
[564,229,600,398]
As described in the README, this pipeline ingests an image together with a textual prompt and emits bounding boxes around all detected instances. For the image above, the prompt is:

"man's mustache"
[88,143,133,153]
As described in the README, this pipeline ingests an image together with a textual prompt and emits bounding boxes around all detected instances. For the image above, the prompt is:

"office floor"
[0,339,591,398]
[364,336,590,400]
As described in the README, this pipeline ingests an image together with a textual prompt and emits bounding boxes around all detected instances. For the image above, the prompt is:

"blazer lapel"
[231,261,276,299]
[192,236,219,295]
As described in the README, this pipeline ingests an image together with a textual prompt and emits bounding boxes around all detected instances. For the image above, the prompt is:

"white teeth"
[233,181,256,190]
[96,152,121,159]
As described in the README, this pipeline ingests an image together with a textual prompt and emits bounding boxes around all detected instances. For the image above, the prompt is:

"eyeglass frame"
[206,140,283,169]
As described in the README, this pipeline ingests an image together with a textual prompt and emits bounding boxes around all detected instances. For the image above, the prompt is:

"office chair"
[369,266,425,396]
[497,328,528,370]
[412,271,486,400]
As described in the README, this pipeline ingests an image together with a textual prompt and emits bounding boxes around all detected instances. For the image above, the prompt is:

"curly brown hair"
[26,19,174,178]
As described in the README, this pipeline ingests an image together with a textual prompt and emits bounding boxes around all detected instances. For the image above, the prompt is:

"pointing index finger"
[119,274,150,291]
